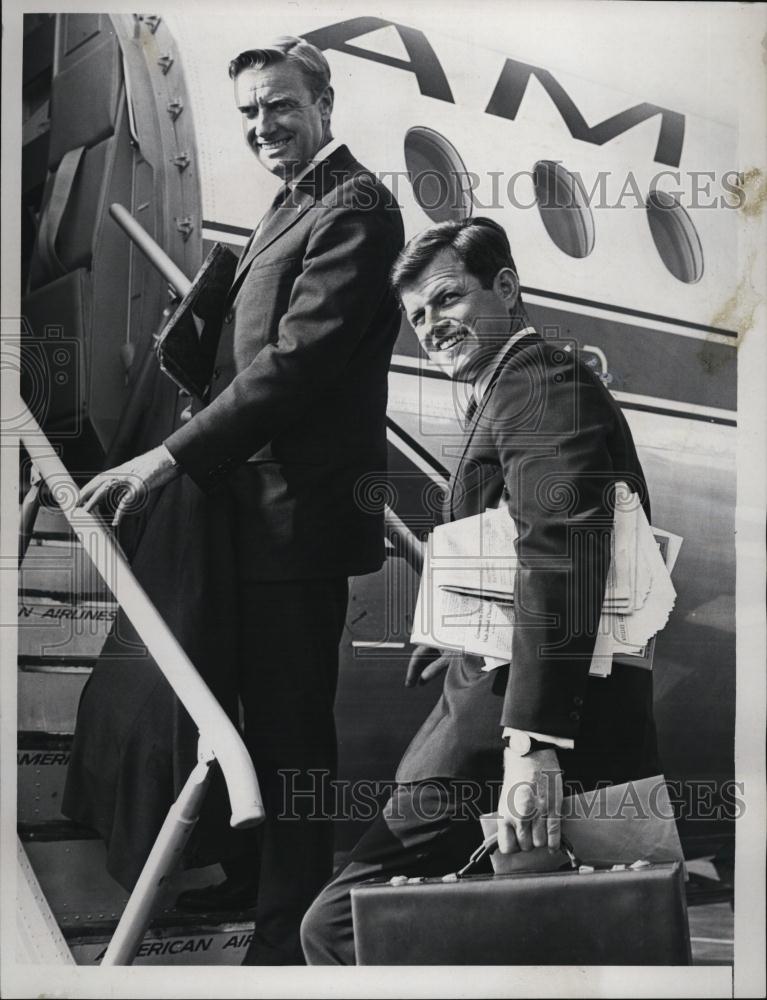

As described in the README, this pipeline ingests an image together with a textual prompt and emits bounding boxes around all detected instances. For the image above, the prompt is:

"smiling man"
[300,217,661,965]
[65,36,404,965]
[235,53,331,177]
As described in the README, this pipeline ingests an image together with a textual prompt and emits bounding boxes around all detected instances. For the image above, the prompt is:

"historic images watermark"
[316,167,747,213]
[276,770,746,824]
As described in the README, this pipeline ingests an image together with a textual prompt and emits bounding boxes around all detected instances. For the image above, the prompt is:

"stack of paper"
[410,506,517,661]
[410,485,681,677]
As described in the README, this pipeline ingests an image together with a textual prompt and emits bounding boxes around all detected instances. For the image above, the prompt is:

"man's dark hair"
[391,217,520,294]
[229,36,331,100]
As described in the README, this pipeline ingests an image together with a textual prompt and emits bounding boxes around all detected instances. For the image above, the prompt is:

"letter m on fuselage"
[305,17,685,168]
[485,59,684,167]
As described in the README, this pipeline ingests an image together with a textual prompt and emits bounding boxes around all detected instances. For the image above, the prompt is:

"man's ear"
[493,267,519,309]
[319,85,334,122]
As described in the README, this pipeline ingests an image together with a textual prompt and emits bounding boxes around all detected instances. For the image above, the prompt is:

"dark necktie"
[464,395,478,428]
[254,184,290,238]
[236,186,290,277]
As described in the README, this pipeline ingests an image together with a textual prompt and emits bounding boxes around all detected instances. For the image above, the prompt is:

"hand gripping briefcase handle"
[453,832,580,880]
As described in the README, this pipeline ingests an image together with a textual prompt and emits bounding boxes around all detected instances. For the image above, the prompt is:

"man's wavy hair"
[391,217,522,302]
[229,36,331,100]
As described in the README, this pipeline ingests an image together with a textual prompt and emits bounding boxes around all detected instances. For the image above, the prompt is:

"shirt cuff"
[502,726,575,750]
[161,443,179,467]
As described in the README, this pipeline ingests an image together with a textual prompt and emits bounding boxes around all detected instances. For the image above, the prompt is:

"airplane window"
[532,160,595,258]
[404,127,473,223]
[646,189,704,283]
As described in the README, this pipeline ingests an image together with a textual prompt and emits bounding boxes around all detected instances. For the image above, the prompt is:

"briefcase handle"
[455,833,581,879]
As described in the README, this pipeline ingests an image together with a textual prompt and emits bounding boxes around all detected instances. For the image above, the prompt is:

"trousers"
[237,576,349,965]
[300,780,496,965]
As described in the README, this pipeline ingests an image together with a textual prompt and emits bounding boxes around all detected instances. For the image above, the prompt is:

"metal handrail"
[384,504,424,573]
[110,202,192,296]
[19,409,264,830]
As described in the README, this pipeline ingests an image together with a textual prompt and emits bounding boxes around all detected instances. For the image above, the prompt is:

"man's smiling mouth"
[433,330,467,353]
[258,137,291,151]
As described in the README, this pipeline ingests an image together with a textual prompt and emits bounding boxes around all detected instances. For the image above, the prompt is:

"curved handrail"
[384,504,424,573]
[19,408,264,828]
[110,202,192,296]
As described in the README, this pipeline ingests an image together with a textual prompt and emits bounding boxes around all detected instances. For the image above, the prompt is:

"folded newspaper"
[410,485,681,677]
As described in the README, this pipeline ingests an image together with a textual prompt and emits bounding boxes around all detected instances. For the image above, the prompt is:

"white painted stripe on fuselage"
[611,390,735,421]
[351,641,407,649]
[202,227,249,246]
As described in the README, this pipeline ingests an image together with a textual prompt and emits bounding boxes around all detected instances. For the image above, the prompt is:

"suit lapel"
[232,187,310,285]
[230,145,358,297]
[447,385,494,522]
[447,329,540,521]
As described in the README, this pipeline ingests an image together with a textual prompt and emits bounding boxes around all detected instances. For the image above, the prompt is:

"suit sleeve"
[164,192,402,490]
[492,352,616,739]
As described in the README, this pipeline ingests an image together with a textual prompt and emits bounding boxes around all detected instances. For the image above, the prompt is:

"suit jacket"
[397,331,659,790]
[165,145,404,580]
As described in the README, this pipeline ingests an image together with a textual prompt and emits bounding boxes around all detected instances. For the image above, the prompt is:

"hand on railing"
[19,407,263,829]
[78,444,181,527]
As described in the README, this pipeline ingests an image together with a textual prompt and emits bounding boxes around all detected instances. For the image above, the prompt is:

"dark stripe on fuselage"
[386,416,450,479]
[521,286,738,339]
[388,364,737,427]
[617,400,736,426]
[202,220,251,238]
[200,235,737,421]
[202,226,738,340]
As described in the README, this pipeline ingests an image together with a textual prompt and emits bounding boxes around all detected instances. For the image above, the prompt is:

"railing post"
[18,463,42,564]
[100,741,216,966]
[384,504,424,573]
[19,416,264,828]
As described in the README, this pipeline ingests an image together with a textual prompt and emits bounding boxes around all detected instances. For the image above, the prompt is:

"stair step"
[20,542,112,601]
[22,839,231,931]
[18,666,90,733]
[18,595,114,659]
[18,732,74,825]
[31,530,74,543]
[68,922,255,966]
[20,838,254,965]
[19,820,99,842]
[19,654,97,671]
[31,505,72,536]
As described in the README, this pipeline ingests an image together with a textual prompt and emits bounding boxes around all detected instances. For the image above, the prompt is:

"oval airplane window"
[533,161,595,258]
[646,189,704,283]
[404,127,473,223]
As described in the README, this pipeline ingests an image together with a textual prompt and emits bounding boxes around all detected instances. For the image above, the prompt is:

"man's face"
[400,249,518,381]
[234,62,333,180]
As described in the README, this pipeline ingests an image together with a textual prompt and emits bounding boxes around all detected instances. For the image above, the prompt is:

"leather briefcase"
[351,861,691,965]
[156,242,238,399]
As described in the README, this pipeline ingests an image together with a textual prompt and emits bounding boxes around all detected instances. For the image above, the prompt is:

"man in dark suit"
[75,36,404,964]
[300,217,659,964]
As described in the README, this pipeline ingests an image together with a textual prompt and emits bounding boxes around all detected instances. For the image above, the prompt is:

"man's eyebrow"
[237,92,297,110]
[421,278,461,304]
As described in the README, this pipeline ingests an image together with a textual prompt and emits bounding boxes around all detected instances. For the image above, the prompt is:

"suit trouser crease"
[238,576,349,964]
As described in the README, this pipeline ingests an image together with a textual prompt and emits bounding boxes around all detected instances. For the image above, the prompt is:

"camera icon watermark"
[2,315,84,438]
